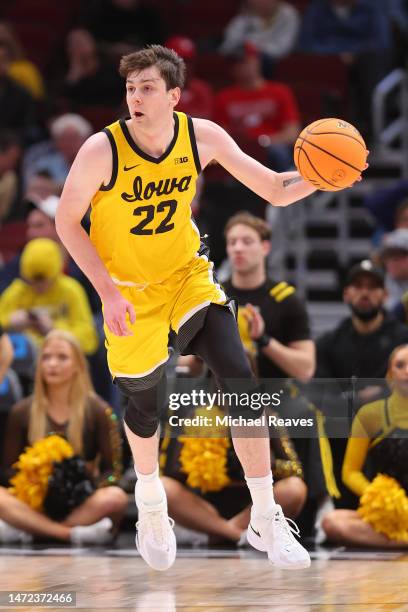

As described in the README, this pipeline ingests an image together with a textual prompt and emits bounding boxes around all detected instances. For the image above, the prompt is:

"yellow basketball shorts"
[104,255,227,379]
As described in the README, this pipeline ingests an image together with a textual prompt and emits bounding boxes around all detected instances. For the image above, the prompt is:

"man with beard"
[314,259,408,508]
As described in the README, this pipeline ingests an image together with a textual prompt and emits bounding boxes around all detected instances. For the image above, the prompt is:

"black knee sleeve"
[116,375,167,438]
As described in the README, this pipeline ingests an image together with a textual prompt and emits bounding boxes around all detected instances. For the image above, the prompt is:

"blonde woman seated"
[0,330,128,545]
[323,344,408,548]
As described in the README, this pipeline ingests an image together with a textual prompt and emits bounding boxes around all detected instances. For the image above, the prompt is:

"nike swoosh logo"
[124,164,140,171]
[250,523,261,538]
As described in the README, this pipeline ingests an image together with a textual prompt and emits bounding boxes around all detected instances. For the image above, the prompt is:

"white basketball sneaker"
[135,497,176,571]
[247,504,311,570]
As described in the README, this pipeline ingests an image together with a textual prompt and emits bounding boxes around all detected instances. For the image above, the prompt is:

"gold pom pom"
[9,435,74,512]
[179,437,231,493]
[358,474,408,542]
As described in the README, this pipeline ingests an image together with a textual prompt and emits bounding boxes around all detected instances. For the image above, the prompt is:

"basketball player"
[56,45,364,571]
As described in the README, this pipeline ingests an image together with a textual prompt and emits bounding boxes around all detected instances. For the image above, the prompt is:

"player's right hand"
[103,291,136,336]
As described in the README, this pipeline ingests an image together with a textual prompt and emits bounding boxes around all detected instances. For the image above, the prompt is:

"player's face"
[343,275,385,311]
[389,346,408,396]
[226,224,269,274]
[40,338,78,387]
[126,66,180,127]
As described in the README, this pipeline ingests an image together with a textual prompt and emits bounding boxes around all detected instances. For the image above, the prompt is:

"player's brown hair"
[224,211,272,241]
[119,45,186,90]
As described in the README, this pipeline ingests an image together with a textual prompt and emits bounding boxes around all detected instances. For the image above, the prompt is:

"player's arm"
[193,119,317,207]
[55,133,135,336]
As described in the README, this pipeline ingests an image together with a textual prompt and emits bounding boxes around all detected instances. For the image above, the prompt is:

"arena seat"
[0,220,26,263]
[76,106,116,132]
[157,0,239,40]
[194,53,235,90]
[275,54,349,124]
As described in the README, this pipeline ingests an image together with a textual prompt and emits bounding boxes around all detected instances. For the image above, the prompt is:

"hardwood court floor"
[0,547,407,611]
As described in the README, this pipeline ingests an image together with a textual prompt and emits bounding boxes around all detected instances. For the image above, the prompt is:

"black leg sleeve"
[187,304,264,419]
[188,304,253,379]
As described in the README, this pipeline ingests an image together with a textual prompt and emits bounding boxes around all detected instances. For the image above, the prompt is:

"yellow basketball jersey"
[90,112,201,284]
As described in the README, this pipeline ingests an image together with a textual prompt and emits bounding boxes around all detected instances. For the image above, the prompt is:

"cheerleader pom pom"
[44,456,95,520]
[358,474,408,542]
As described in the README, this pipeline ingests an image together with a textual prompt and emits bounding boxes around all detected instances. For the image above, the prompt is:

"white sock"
[70,518,113,545]
[245,472,275,517]
[0,519,32,543]
[135,465,166,506]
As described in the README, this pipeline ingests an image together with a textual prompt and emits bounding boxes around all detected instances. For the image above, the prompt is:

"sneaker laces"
[273,507,300,550]
[136,511,175,549]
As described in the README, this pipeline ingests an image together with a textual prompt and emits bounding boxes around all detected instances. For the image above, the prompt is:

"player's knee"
[124,403,159,438]
[119,375,166,438]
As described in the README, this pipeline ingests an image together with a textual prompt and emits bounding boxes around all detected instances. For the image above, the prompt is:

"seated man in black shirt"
[222,212,315,381]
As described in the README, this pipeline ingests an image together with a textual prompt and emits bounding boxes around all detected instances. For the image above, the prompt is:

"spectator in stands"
[0,238,98,356]
[24,171,60,208]
[220,0,300,75]
[165,36,214,120]
[0,41,37,141]
[314,259,408,508]
[56,28,123,112]
[22,114,93,189]
[364,180,408,241]
[380,229,408,311]
[0,189,100,315]
[394,201,408,230]
[298,0,392,140]
[180,212,314,379]
[223,212,315,381]
[0,191,59,294]
[215,43,300,171]
[0,191,113,403]
[0,330,127,545]
[0,131,21,225]
[322,344,408,548]
[81,0,165,59]
[0,23,45,100]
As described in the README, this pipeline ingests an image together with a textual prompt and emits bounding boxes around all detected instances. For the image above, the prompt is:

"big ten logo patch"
[175,156,189,164]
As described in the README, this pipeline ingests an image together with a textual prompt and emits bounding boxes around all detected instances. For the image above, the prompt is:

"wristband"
[255,333,271,349]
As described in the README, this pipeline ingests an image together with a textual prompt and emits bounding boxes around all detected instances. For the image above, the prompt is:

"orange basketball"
[294,118,367,191]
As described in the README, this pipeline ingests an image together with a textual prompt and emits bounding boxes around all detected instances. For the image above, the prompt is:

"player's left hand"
[244,303,265,339]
